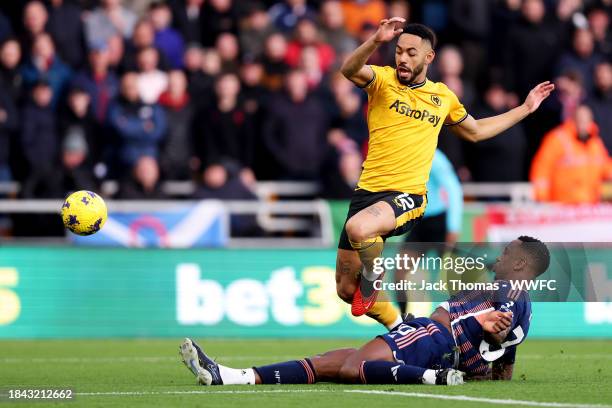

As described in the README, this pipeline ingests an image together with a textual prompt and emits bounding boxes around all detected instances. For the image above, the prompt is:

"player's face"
[491,240,525,280]
[395,34,434,85]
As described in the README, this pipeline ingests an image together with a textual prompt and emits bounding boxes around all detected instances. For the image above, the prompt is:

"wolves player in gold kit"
[337,19,554,328]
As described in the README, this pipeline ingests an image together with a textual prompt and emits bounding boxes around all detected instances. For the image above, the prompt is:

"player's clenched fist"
[374,17,406,43]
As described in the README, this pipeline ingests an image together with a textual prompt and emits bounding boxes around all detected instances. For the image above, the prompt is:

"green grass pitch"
[1,338,611,408]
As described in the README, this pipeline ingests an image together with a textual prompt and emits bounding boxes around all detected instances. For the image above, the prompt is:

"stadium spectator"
[170,0,205,45]
[0,11,12,45]
[262,69,328,180]
[123,19,169,72]
[557,28,604,95]
[239,2,274,59]
[588,7,612,60]
[117,155,167,199]
[183,44,213,108]
[20,1,47,54]
[467,83,527,182]
[60,87,97,192]
[158,70,195,180]
[72,42,120,124]
[149,1,184,69]
[47,0,85,69]
[20,33,72,108]
[339,0,386,36]
[268,0,317,33]
[299,46,326,90]
[108,72,167,168]
[84,0,137,46]
[555,70,586,121]
[285,17,335,73]
[319,0,357,58]
[197,73,255,186]
[215,32,240,73]
[0,78,18,184]
[0,38,23,104]
[261,33,289,91]
[20,81,62,198]
[449,0,491,83]
[201,0,238,47]
[136,47,168,104]
[107,34,126,71]
[434,45,476,108]
[503,0,562,99]
[587,62,612,152]
[530,104,612,204]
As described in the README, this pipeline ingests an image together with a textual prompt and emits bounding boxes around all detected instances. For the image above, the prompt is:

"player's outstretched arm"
[340,17,405,87]
[449,81,555,143]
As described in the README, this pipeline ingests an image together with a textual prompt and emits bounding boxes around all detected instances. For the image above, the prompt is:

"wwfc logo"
[389,100,441,127]
[431,94,442,106]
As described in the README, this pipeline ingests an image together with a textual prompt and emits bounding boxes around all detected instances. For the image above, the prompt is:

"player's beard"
[396,61,426,86]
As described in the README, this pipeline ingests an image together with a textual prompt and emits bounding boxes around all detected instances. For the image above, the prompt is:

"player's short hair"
[518,236,550,277]
[401,23,437,50]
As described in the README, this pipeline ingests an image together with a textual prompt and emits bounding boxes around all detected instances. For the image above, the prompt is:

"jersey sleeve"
[361,65,389,96]
[443,87,469,126]
[494,281,531,348]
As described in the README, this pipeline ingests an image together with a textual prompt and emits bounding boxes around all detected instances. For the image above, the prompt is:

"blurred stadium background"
[0,0,611,351]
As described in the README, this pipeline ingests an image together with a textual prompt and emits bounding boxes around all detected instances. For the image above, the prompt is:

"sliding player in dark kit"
[180,237,550,386]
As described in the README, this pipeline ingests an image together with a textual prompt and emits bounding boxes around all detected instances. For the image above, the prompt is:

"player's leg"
[337,210,403,329]
[180,337,357,385]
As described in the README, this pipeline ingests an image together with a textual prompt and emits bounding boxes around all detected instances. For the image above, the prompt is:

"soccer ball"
[61,190,107,236]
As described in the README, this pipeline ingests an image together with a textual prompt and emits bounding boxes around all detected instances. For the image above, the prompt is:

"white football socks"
[422,369,437,385]
[218,365,256,385]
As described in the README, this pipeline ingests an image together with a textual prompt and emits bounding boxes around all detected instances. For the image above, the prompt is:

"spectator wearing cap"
[72,41,119,125]
[149,1,184,69]
[84,0,137,46]
[108,72,167,168]
[530,104,612,204]
[47,0,85,69]
[20,80,63,198]
[268,0,317,33]
[158,70,195,180]
[587,63,612,152]
[20,33,72,108]
[285,17,335,73]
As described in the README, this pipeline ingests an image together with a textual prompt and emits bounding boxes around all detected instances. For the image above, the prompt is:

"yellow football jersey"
[358,65,468,194]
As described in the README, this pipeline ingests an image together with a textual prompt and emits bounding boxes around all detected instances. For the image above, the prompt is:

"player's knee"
[336,282,355,303]
[338,361,361,383]
[345,218,368,244]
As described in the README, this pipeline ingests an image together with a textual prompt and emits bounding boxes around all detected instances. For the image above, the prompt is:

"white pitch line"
[78,390,329,396]
[346,390,612,408]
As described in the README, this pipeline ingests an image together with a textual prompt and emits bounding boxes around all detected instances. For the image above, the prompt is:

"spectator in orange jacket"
[530,104,612,204]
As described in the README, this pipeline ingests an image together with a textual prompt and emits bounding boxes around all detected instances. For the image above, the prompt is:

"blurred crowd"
[0,0,611,205]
